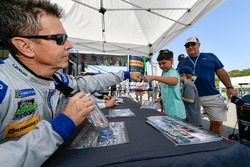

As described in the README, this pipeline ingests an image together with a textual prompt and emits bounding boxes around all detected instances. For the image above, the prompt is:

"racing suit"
[0,54,128,167]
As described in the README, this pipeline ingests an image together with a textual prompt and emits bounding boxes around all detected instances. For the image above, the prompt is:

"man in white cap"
[177,36,235,135]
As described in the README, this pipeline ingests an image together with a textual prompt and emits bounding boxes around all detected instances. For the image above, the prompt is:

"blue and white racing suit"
[0,54,128,167]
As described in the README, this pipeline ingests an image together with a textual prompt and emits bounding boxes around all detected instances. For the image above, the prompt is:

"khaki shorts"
[200,94,227,121]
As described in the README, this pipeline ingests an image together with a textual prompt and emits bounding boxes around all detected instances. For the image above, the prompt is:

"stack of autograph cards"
[108,108,135,118]
[140,100,161,110]
[146,116,222,146]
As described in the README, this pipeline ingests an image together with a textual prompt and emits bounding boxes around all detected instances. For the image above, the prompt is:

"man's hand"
[227,88,238,98]
[63,91,94,126]
[130,72,142,82]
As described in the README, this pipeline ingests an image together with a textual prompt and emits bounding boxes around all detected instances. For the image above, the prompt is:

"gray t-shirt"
[182,80,202,126]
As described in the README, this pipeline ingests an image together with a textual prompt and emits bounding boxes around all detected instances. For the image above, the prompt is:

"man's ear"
[11,37,35,58]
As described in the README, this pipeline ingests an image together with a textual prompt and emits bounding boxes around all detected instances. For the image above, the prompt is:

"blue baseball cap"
[178,54,185,61]
[178,66,193,75]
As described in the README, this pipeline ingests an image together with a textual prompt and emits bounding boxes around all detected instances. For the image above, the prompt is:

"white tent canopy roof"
[51,0,223,56]
[219,76,250,88]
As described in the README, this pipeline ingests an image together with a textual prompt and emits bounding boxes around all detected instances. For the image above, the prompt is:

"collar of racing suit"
[6,53,55,88]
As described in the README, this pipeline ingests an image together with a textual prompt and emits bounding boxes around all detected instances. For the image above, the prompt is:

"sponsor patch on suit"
[15,88,35,98]
[4,115,40,139]
[14,99,38,120]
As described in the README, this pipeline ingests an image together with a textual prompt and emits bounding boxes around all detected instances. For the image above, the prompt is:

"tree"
[215,68,250,87]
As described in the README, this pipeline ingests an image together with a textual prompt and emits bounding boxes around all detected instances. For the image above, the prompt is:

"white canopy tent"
[50,0,224,57]
[219,76,250,89]
[219,76,250,97]
[219,76,250,88]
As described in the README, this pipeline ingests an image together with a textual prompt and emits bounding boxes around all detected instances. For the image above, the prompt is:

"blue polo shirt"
[177,52,223,96]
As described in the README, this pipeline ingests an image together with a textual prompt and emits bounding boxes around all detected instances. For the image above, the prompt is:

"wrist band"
[226,87,234,89]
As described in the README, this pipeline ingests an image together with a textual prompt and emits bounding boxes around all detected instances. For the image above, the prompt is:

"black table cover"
[43,97,249,167]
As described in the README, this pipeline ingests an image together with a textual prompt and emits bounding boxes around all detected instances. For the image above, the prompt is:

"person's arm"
[182,82,195,104]
[143,75,178,86]
[74,71,141,93]
[181,96,194,104]
[216,68,235,98]
[0,91,94,167]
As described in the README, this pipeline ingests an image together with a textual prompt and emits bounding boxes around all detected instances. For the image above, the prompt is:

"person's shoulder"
[184,80,193,85]
[177,57,190,66]
[162,70,167,75]
[0,59,4,64]
[180,57,189,62]
[187,80,196,86]
[162,69,176,76]
[0,68,9,103]
[0,58,7,67]
[201,52,221,60]
[168,68,178,74]
[201,52,215,56]
[167,68,179,76]
[184,80,197,91]
[0,61,5,73]
[201,52,217,58]
[0,59,11,79]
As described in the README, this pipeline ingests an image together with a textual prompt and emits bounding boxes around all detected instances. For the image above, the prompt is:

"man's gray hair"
[0,0,64,54]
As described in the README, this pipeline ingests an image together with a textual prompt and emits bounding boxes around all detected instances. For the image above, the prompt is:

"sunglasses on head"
[184,42,196,48]
[15,34,68,45]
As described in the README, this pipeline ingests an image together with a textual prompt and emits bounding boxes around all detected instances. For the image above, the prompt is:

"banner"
[129,56,146,75]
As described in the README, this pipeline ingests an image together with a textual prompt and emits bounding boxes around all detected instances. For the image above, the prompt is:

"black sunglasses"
[15,34,68,45]
[184,42,196,48]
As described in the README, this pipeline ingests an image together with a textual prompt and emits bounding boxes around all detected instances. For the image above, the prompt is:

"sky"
[151,0,250,72]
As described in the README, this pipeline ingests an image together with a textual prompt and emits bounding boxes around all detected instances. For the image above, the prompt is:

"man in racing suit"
[0,1,141,166]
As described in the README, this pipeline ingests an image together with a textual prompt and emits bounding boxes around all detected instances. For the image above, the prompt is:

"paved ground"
[201,102,250,156]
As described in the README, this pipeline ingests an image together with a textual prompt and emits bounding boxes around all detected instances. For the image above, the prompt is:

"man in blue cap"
[176,54,185,70]
[179,66,202,127]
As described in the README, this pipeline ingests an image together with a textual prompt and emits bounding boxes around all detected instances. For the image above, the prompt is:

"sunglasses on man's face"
[184,42,196,48]
[15,34,68,45]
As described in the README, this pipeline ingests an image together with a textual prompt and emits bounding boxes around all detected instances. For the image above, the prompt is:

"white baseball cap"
[185,36,200,45]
